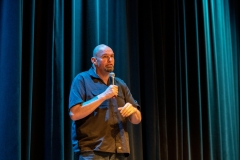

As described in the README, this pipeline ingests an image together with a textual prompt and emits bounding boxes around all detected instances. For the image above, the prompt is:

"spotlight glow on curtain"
[203,0,239,159]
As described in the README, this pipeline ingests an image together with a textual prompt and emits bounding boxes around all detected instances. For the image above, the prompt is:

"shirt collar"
[88,66,100,78]
[88,66,113,85]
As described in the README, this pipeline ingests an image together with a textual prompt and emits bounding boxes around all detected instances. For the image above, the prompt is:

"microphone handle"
[112,76,115,85]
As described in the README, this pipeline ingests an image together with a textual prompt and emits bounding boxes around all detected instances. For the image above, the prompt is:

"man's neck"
[99,74,109,85]
[93,67,109,84]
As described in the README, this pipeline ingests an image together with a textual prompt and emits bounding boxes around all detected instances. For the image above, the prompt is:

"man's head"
[91,44,115,74]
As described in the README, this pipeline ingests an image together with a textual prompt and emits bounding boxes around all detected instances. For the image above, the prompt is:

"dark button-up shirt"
[69,67,139,155]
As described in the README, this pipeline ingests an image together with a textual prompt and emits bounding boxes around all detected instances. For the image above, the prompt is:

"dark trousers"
[74,151,127,160]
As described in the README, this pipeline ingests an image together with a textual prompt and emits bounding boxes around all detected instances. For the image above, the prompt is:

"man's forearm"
[70,93,107,121]
[129,109,142,124]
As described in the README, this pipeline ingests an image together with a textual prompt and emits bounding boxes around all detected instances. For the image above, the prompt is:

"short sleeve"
[68,74,85,109]
[117,78,140,110]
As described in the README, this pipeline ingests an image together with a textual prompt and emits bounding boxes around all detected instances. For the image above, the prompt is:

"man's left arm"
[118,103,142,124]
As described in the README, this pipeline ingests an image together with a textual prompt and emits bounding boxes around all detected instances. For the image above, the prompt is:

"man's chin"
[105,67,114,72]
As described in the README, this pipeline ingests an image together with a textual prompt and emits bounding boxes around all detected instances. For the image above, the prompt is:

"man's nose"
[108,57,113,61]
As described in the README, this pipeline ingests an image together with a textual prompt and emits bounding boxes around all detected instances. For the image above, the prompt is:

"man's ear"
[91,57,97,64]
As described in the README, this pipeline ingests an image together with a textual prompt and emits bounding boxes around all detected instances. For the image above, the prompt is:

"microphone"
[109,72,115,85]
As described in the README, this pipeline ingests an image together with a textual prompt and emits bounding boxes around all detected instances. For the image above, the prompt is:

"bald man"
[69,44,141,160]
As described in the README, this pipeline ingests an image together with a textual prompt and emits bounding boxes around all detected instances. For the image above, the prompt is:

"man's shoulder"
[115,77,127,86]
[72,70,92,82]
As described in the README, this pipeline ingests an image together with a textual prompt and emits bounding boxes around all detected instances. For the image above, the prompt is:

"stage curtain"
[0,0,239,160]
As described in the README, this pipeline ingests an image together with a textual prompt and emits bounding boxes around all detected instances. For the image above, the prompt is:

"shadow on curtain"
[0,0,239,160]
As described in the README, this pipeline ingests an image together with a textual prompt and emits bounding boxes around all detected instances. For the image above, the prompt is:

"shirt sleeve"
[68,74,85,109]
[118,78,141,110]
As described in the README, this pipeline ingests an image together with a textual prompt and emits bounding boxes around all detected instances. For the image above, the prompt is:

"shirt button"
[118,147,122,150]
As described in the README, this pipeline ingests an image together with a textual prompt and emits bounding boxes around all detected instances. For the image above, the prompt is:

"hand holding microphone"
[102,72,118,99]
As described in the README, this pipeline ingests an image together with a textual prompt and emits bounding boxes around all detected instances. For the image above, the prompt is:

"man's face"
[95,47,114,73]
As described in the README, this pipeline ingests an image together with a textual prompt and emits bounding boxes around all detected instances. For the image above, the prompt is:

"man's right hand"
[102,85,118,99]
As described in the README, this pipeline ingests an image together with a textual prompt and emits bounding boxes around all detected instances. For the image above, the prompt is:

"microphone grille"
[109,72,115,77]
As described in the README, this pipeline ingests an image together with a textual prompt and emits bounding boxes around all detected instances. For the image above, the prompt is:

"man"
[69,44,142,160]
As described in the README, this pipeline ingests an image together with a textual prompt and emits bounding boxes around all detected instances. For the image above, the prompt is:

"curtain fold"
[0,0,239,160]
[203,0,239,159]
[22,0,35,159]
[0,0,22,159]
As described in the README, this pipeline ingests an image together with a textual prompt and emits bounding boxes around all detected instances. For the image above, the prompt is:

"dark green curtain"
[0,0,239,160]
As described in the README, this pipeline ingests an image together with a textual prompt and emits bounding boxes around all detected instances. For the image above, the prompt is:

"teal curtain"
[203,0,239,159]
[0,0,22,159]
[0,0,239,160]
